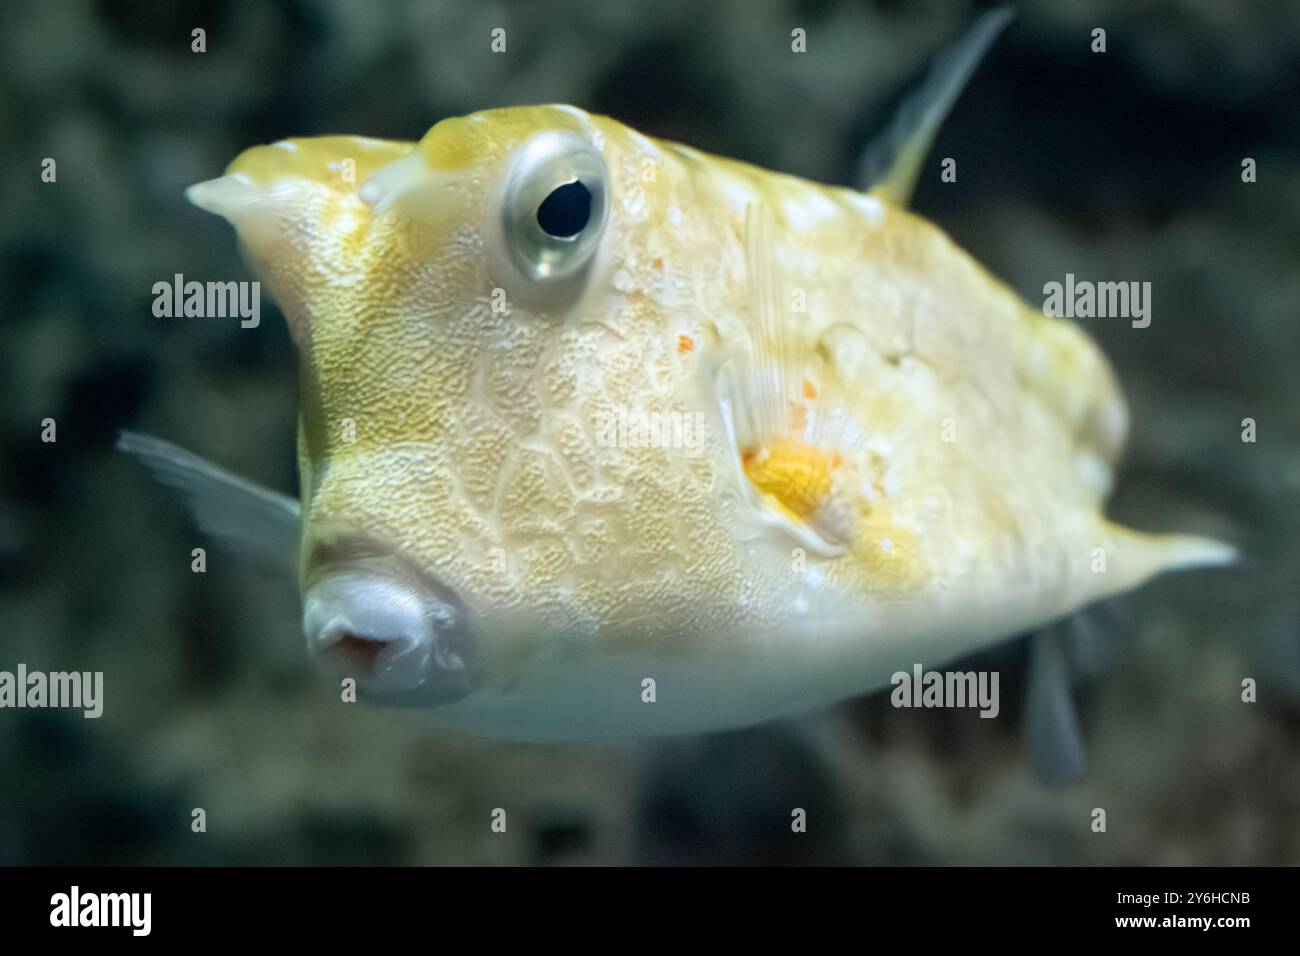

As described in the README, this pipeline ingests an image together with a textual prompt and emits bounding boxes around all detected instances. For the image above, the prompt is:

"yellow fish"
[123,12,1231,748]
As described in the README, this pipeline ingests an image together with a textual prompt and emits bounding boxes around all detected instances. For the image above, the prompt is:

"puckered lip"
[301,530,478,708]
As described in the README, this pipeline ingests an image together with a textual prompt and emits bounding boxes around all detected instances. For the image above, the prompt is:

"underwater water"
[0,0,1297,867]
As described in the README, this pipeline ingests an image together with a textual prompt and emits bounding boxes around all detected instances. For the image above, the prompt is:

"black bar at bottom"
[0,865,1281,941]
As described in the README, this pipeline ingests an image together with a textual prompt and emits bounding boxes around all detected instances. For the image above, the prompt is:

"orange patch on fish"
[742,438,841,522]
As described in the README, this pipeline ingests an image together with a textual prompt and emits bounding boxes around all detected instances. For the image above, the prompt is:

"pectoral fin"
[117,431,300,580]
[716,203,853,557]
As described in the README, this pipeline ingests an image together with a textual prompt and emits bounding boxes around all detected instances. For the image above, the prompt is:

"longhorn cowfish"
[122,11,1233,758]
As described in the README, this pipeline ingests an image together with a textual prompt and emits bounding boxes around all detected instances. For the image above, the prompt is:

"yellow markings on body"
[836,508,929,598]
[742,437,841,524]
[740,431,929,598]
[178,98,1236,714]
[225,135,415,190]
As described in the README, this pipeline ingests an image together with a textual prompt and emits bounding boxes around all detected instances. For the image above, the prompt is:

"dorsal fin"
[858,7,1013,205]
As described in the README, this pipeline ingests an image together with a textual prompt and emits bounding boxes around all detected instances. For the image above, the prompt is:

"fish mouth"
[302,533,478,707]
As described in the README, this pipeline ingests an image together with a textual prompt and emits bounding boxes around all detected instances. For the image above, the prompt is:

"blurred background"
[1,0,1297,865]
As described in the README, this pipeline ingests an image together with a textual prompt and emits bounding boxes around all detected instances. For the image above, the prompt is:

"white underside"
[421,584,1068,741]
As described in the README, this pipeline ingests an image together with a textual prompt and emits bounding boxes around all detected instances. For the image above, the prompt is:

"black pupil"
[536,180,592,238]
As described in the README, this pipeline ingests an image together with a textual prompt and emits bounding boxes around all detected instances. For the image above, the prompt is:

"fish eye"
[536,180,592,238]
[499,131,608,289]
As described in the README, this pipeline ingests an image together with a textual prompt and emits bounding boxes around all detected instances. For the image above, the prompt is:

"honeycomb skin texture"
[202,104,1198,721]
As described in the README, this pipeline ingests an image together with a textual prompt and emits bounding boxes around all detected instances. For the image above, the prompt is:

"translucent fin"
[859,6,1014,205]
[1060,599,1137,681]
[1024,625,1087,786]
[1021,521,1235,785]
[118,431,301,579]
[740,201,795,454]
[1023,599,1144,785]
[722,203,850,556]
